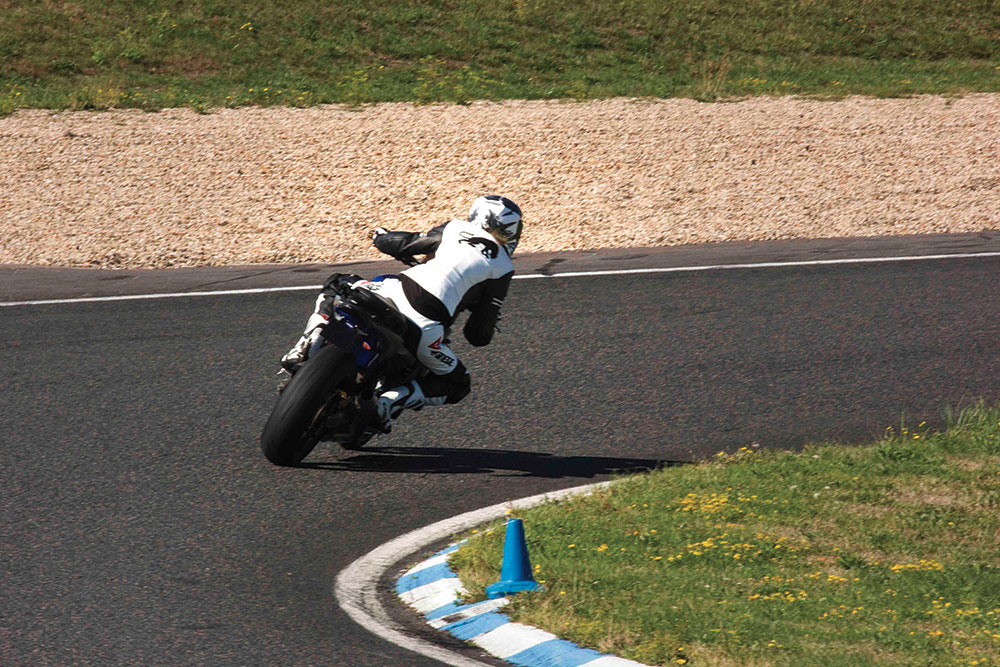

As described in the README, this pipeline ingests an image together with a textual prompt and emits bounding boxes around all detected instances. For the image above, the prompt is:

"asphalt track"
[2,232,999,666]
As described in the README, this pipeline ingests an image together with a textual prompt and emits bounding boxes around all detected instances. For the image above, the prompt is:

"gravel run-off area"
[1,95,998,269]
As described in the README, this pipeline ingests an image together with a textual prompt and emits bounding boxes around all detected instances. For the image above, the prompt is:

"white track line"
[2,251,998,308]
[513,251,1000,280]
[334,481,611,667]
[0,284,317,307]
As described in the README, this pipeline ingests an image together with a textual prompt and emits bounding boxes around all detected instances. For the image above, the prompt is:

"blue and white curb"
[336,481,644,666]
[396,542,651,667]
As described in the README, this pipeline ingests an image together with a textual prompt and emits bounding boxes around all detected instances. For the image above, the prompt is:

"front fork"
[277,329,331,393]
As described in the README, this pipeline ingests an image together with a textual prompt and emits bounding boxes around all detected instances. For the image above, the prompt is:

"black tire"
[261,345,356,466]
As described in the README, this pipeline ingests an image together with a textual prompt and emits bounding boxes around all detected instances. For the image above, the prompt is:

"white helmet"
[468,195,522,254]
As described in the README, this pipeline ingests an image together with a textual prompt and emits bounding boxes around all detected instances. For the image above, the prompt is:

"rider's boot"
[280,312,327,371]
[374,381,426,433]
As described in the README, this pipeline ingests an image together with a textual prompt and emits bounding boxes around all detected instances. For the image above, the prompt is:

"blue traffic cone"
[485,518,543,599]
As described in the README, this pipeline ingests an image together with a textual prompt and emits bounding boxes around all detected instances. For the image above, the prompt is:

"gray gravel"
[1,95,998,269]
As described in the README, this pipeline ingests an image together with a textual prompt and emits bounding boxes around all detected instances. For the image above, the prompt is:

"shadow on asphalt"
[300,446,685,477]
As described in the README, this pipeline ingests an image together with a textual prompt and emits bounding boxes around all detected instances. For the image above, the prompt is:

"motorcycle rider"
[280,195,522,432]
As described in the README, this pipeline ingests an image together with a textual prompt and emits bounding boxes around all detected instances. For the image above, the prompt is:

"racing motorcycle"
[260,273,422,466]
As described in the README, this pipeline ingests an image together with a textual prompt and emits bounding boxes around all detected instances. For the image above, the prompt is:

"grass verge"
[2,1,1000,115]
[450,404,1000,666]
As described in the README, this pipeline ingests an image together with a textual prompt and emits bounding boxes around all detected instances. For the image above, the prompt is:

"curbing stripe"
[441,612,512,641]
[398,577,467,616]
[427,599,510,628]
[424,600,474,623]
[396,562,457,594]
[508,639,605,667]
[583,658,657,667]
[406,546,462,575]
[397,542,652,667]
[473,624,557,660]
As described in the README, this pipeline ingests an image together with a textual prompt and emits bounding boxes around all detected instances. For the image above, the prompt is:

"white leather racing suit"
[358,217,514,406]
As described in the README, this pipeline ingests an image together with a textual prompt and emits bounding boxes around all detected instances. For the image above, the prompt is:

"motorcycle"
[260,273,423,466]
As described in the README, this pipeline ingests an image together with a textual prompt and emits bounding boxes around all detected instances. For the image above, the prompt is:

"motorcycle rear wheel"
[260,345,356,466]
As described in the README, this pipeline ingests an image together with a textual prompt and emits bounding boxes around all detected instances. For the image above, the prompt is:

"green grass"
[450,404,1000,666]
[2,0,1000,115]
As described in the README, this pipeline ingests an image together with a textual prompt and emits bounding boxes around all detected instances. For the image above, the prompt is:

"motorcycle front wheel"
[260,345,356,466]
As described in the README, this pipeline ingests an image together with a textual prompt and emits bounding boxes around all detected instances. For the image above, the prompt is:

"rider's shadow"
[301,447,683,478]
